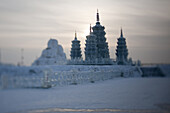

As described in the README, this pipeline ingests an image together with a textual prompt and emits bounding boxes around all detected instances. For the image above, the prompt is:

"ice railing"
[0,69,127,89]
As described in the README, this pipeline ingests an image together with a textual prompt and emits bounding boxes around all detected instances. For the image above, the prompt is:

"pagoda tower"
[85,10,110,64]
[70,31,82,60]
[92,10,110,60]
[116,28,128,65]
[85,24,97,63]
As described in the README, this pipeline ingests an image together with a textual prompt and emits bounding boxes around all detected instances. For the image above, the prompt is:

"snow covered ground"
[0,77,170,113]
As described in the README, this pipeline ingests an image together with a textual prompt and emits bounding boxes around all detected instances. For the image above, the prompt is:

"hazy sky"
[0,0,170,65]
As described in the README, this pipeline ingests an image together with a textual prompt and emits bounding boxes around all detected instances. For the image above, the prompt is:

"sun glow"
[84,29,90,36]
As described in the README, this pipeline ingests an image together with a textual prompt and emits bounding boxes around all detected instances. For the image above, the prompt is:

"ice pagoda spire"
[96,9,99,22]
[120,27,123,38]
[75,30,77,40]
[90,24,92,33]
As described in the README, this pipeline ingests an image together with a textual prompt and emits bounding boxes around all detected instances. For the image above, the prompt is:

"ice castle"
[33,10,137,66]
[69,10,133,65]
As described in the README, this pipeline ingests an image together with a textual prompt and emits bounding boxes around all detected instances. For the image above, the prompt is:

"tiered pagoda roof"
[116,28,128,65]
[70,31,82,60]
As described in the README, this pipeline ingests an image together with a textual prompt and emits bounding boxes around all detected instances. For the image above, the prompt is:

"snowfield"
[0,77,170,113]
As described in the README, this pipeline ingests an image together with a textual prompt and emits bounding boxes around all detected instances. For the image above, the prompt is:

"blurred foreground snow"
[0,77,170,113]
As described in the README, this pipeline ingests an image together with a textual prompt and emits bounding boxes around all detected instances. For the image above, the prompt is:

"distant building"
[70,31,82,60]
[115,28,129,65]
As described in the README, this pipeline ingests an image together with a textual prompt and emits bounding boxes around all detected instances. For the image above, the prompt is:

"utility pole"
[21,48,24,66]
[0,48,1,63]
